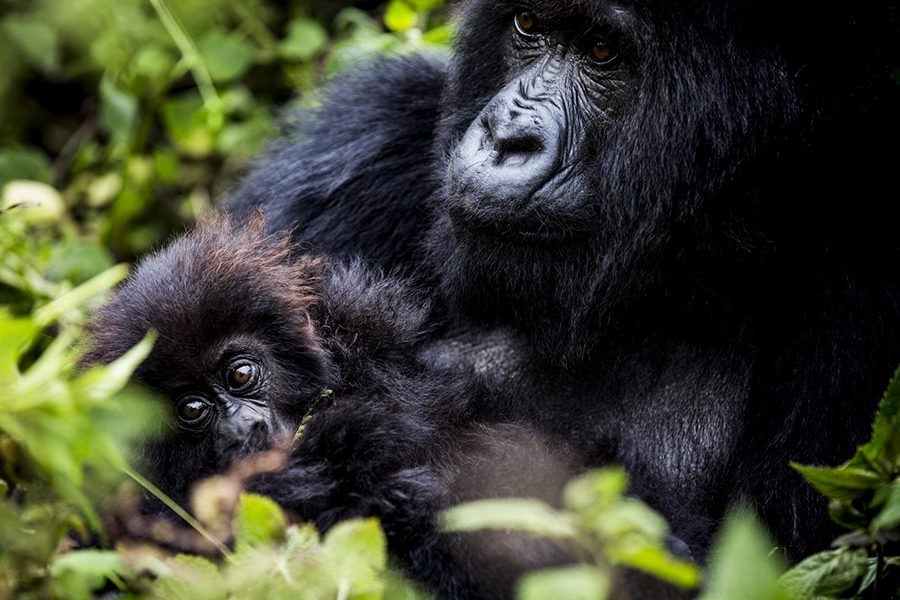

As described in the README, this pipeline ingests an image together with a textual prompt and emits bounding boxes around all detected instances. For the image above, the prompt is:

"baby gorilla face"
[83,215,331,507]
[166,351,282,462]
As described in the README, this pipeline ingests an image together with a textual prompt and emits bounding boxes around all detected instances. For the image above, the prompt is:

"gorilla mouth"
[451,206,583,246]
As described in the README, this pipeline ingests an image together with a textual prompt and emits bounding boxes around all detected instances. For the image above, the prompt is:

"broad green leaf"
[45,239,115,284]
[779,548,868,598]
[0,311,40,380]
[322,518,388,599]
[217,115,274,157]
[33,263,129,328]
[100,76,139,146]
[382,569,432,600]
[408,0,444,11]
[440,498,577,539]
[861,365,900,469]
[2,16,60,74]
[197,30,255,83]
[384,0,418,32]
[613,545,702,589]
[152,553,225,600]
[0,148,52,188]
[280,18,328,62]
[50,550,128,600]
[564,466,628,514]
[323,518,387,570]
[132,45,175,82]
[422,24,453,46]
[284,522,321,554]
[517,565,610,600]
[871,479,900,533]
[791,464,883,501]
[233,493,287,553]
[162,92,217,157]
[72,330,155,402]
[700,510,788,600]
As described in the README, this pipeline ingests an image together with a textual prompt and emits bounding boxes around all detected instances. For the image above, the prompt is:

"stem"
[147,0,223,123]
[121,462,233,560]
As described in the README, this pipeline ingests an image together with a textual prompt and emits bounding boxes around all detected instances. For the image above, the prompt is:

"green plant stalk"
[120,461,234,560]
[228,0,279,54]
[33,264,129,328]
[147,0,223,127]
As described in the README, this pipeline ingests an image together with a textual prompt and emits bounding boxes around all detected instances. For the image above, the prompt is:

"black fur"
[228,0,900,565]
[86,217,608,599]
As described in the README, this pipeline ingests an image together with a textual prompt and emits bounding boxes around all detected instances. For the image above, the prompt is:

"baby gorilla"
[84,216,583,599]
[83,214,469,508]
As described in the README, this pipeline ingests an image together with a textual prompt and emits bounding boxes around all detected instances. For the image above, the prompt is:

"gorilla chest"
[424,330,750,507]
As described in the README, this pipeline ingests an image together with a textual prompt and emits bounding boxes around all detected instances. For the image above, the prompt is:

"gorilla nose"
[449,94,562,210]
[485,114,546,167]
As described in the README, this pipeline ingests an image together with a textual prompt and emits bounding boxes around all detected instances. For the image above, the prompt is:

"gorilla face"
[445,5,637,245]
[433,0,799,356]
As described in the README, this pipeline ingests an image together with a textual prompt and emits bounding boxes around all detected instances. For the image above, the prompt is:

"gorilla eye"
[514,12,538,35]
[226,360,257,391]
[176,397,210,425]
[590,40,616,65]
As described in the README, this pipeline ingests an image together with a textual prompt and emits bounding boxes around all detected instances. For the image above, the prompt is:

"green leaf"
[517,565,610,600]
[422,24,453,46]
[0,311,40,380]
[321,518,388,599]
[440,498,577,539]
[132,46,175,82]
[153,553,225,600]
[217,115,274,157]
[161,92,217,157]
[72,329,155,402]
[2,16,60,74]
[0,148,52,188]
[280,18,329,62]
[384,0,419,32]
[779,548,869,598]
[233,493,287,553]
[564,466,628,514]
[99,75,139,147]
[50,550,128,599]
[45,239,115,284]
[408,0,444,11]
[33,263,129,328]
[871,479,900,533]
[700,509,788,600]
[197,30,255,83]
[791,464,883,501]
[861,365,900,469]
[323,517,388,570]
[615,546,702,589]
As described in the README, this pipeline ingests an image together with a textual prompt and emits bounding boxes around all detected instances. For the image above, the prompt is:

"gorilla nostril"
[494,134,544,164]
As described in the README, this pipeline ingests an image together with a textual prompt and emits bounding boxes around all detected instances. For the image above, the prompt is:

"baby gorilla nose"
[215,410,275,461]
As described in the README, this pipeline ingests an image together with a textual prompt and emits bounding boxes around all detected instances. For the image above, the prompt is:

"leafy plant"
[784,368,900,599]
[440,467,703,599]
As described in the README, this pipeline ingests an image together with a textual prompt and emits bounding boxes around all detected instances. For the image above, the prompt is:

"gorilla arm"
[225,54,447,271]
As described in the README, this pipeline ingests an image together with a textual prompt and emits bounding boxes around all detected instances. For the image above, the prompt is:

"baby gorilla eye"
[226,359,257,391]
[176,397,210,425]
[514,12,537,35]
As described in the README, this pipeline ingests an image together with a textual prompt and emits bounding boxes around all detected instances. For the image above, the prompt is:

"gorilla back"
[229,0,900,561]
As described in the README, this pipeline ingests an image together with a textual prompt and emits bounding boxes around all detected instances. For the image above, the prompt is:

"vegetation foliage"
[0,0,897,598]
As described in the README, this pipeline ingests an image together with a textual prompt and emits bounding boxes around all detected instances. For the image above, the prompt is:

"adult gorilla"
[230,0,900,561]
